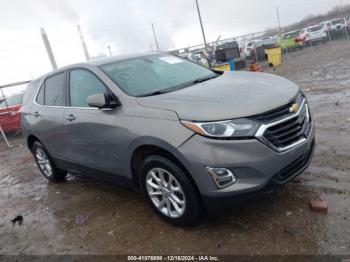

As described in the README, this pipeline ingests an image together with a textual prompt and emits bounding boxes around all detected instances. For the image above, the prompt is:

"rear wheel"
[140,155,201,226]
[32,141,66,182]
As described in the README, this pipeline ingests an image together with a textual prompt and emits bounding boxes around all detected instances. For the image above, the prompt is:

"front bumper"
[178,120,315,212]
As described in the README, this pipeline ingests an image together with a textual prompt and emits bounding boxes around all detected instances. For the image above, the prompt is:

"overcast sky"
[0,0,348,93]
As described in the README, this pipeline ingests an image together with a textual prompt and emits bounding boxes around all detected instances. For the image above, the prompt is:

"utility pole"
[276,7,288,59]
[195,0,208,54]
[151,23,159,51]
[276,7,282,34]
[107,45,112,56]
[77,25,90,61]
[40,28,57,70]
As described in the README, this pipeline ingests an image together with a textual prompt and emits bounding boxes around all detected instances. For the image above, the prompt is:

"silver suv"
[22,53,315,226]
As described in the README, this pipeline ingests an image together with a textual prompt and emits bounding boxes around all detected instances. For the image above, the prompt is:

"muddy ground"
[0,40,350,256]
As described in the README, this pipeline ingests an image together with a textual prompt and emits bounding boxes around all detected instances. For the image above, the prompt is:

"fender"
[125,136,194,181]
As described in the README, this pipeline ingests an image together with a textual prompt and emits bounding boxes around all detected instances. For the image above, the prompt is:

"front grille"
[253,92,303,123]
[272,139,315,184]
[262,101,311,149]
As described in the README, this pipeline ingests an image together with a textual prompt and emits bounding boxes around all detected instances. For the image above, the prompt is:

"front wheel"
[140,156,201,227]
[32,141,66,182]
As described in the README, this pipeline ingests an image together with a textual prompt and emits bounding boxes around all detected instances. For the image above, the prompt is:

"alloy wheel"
[145,167,186,218]
[35,148,53,178]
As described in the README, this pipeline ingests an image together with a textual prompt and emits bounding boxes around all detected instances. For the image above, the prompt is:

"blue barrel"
[228,60,235,71]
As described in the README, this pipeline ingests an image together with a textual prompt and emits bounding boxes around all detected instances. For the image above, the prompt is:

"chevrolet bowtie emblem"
[290,103,299,113]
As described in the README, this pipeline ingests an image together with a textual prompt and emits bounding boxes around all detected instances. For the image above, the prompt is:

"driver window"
[69,69,108,107]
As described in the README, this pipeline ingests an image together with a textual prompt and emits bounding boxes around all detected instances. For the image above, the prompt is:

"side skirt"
[53,158,137,190]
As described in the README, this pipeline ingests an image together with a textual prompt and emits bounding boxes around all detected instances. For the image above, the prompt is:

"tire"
[140,155,201,227]
[32,141,66,182]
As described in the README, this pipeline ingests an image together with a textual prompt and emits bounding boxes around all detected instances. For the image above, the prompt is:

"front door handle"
[34,111,40,117]
[65,114,76,121]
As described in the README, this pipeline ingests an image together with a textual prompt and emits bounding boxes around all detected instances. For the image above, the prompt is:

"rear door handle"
[34,111,40,117]
[65,114,76,121]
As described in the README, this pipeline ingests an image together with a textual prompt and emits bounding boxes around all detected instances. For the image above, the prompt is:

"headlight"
[181,118,260,138]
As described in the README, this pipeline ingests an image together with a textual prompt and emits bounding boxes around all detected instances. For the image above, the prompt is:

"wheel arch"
[128,137,199,195]
[27,134,42,152]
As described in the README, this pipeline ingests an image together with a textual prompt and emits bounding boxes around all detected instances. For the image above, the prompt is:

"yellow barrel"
[265,47,282,67]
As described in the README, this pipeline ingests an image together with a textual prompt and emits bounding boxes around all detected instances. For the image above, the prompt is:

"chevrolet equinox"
[21,53,315,226]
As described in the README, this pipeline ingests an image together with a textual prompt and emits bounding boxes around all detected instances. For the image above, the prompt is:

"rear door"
[30,72,67,159]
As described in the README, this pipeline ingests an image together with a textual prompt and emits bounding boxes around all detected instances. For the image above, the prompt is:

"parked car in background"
[329,18,347,38]
[306,24,328,44]
[177,51,209,67]
[330,18,347,31]
[279,30,304,51]
[191,52,209,67]
[0,93,24,132]
[320,20,332,32]
[22,53,315,226]
[296,29,310,46]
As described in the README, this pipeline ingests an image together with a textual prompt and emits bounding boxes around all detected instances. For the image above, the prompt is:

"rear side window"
[69,69,108,107]
[35,73,66,106]
[44,73,66,106]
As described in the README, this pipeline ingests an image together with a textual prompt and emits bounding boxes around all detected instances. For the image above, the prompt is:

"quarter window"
[69,69,108,107]
[36,84,44,105]
[44,73,66,106]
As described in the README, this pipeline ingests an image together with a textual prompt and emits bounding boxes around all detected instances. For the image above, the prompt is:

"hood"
[136,71,299,121]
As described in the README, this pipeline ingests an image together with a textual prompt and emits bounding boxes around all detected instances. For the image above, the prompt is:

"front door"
[63,68,126,178]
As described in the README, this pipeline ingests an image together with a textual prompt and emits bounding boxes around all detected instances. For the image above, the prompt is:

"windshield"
[332,19,345,25]
[308,26,322,32]
[100,54,217,97]
[0,94,23,108]
[283,31,299,39]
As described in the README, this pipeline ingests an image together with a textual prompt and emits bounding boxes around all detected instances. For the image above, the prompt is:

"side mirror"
[87,93,108,108]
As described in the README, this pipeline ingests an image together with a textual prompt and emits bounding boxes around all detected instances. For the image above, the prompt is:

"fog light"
[206,167,236,188]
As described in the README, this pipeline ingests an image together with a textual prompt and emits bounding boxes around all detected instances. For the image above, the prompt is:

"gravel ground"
[0,39,349,256]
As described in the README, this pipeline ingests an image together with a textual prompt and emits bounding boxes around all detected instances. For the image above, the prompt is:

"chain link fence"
[0,81,30,150]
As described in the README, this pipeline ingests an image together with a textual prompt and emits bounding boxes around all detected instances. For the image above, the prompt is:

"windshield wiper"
[139,90,172,97]
[192,74,219,84]
[139,74,219,97]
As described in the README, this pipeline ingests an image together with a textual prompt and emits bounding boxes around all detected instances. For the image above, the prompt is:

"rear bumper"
[202,139,315,213]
